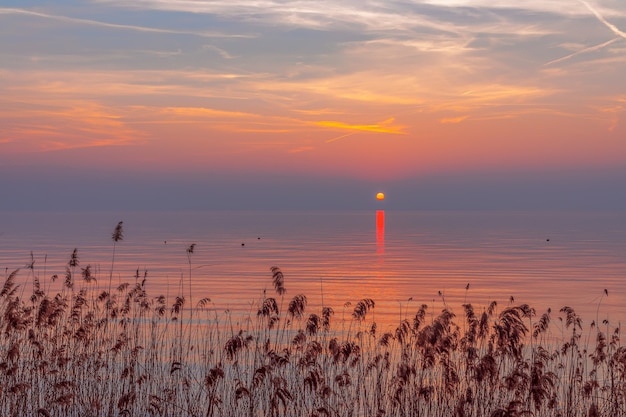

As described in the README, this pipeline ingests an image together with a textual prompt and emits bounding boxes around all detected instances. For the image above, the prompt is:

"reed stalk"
[0,232,623,416]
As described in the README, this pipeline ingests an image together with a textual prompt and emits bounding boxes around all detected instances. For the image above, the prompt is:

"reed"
[0,227,623,416]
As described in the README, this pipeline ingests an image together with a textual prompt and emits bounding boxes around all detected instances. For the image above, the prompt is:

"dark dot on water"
[546,238,550,242]
[241,243,245,246]
[257,237,261,240]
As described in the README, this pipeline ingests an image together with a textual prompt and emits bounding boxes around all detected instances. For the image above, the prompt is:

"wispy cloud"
[578,0,626,39]
[0,100,144,152]
[546,1,626,66]
[317,117,406,137]
[593,98,626,131]
[202,45,235,59]
[3,0,625,178]
[440,115,469,124]
[288,146,315,153]
[544,37,621,66]
[437,85,554,112]
[0,7,253,38]
[92,0,465,34]
[325,132,357,144]
[161,107,254,119]
[419,0,612,16]
[292,108,346,116]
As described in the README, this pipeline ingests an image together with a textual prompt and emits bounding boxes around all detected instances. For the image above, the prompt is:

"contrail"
[545,1,625,66]
[544,37,619,66]
[578,0,626,39]
[326,132,356,143]
[0,7,253,38]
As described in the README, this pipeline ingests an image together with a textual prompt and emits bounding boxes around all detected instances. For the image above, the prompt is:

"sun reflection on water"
[1,211,626,329]
[376,210,384,256]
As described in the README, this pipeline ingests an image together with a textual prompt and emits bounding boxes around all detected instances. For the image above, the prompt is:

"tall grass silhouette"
[0,222,623,416]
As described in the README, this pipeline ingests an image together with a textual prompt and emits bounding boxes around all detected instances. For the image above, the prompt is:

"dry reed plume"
[0,223,623,416]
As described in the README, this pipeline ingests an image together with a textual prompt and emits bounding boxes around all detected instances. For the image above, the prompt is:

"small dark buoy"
[164,240,167,244]
[257,237,261,240]
[546,238,550,242]
[241,243,245,246]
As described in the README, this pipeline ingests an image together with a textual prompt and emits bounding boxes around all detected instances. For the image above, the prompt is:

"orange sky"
[1,1,625,209]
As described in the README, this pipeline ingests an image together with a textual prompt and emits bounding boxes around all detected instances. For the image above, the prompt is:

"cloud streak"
[325,132,357,143]
[578,0,626,39]
[92,0,465,34]
[545,1,626,66]
[440,115,469,124]
[317,118,406,135]
[3,0,626,184]
[0,7,253,38]
[0,99,144,152]
[545,37,620,66]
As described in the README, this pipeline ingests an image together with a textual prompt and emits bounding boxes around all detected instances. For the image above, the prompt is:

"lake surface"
[1,210,625,331]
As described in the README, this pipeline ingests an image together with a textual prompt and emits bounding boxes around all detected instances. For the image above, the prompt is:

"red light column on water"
[376,210,385,254]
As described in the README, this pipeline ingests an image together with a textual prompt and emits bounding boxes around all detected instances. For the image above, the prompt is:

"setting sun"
[376,192,385,201]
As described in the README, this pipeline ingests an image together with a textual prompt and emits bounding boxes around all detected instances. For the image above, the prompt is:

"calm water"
[1,210,625,330]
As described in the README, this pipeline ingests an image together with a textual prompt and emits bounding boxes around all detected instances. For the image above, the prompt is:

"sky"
[1,0,625,210]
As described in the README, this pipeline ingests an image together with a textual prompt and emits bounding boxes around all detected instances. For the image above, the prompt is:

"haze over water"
[1,210,624,331]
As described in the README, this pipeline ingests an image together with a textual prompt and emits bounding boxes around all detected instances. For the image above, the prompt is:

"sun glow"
[376,192,385,201]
